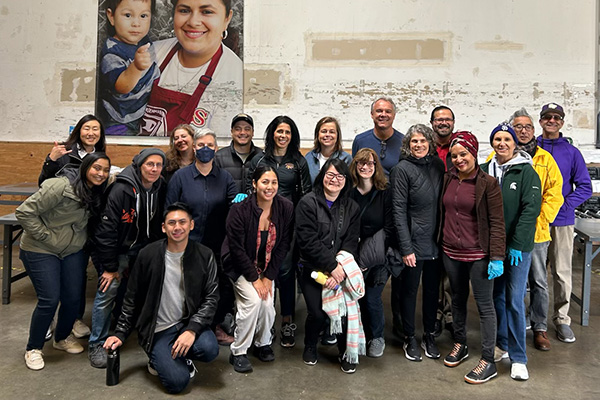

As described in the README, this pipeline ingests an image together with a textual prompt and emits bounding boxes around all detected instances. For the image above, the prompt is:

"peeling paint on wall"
[474,40,524,51]
[244,64,292,106]
[60,69,95,102]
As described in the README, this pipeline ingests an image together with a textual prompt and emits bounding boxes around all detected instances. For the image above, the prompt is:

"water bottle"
[311,271,339,290]
[106,348,120,386]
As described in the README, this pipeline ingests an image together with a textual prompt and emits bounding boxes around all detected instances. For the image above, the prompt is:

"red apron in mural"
[140,43,223,136]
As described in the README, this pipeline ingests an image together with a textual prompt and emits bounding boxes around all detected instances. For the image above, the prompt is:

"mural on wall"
[95,0,244,137]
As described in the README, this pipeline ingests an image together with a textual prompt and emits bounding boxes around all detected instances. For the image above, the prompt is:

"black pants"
[299,267,346,352]
[391,258,442,337]
[442,254,496,363]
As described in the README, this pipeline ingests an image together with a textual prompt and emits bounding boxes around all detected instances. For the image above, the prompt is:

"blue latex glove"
[232,193,248,203]
[508,247,522,266]
[488,260,504,280]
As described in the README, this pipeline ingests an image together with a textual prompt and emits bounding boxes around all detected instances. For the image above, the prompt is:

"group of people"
[17,96,591,393]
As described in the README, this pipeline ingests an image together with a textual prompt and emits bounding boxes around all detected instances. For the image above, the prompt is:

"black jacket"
[390,154,445,260]
[91,163,166,272]
[245,151,312,206]
[295,192,360,273]
[38,147,84,186]
[221,193,294,282]
[215,141,262,192]
[114,239,219,353]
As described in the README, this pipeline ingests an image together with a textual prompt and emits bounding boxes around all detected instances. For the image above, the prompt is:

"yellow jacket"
[487,147,563,242]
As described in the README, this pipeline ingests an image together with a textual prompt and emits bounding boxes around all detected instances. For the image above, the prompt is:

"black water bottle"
[106,348,120,386]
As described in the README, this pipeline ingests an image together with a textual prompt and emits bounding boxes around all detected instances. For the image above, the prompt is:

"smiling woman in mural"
[140,0,243,136]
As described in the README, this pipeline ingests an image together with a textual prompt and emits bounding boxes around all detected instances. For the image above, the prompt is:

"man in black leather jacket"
[104,203,219,394]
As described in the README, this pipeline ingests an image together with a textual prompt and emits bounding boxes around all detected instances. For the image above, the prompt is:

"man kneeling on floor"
[104,202,220,394]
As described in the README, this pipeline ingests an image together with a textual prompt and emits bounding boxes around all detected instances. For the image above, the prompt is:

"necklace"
[176,63,204,92]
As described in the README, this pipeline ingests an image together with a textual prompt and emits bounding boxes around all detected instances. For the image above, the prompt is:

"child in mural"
[99,0,160,135]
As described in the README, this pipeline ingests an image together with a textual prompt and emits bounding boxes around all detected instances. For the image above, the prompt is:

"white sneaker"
[72,319,91,338]
[493,346,508,362]
[53,334,84,354]
[511,362,529,381]
[25,349,45,370]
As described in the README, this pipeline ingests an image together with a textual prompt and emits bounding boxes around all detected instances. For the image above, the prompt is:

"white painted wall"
[0,0,597,152]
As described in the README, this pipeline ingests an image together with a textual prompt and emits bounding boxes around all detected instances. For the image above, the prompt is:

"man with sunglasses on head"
[536,103,591,344]
[352,97,404,175]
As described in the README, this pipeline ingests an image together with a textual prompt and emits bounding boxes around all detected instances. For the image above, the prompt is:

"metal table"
[0,182,37,304]
[573,218,600,326]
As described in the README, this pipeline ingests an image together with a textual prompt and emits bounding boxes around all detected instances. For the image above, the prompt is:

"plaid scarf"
[321,251,366,364]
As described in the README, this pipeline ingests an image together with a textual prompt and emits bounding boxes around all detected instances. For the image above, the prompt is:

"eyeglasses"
[541,114,563,121]
[325,172,346,181]
[379,141,387,160]
[513,124,534,132]
[432,118,454,123]
[143,162,163,169]
[358,161,376,168]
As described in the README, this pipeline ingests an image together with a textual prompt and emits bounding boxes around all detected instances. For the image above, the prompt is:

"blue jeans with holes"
[20,248,88,350]
[149,323,219,394]
[494,251,531,364]
[88,255,128,347]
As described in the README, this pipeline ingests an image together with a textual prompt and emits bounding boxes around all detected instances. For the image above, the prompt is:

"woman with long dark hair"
[245,115,311,347]
[222,165,295,373]
[38,114,107,185]
[296,158,361,373]
[17,153,111,371]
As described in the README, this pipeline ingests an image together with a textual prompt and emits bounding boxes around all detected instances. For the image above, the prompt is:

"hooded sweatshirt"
[91,162,166,273]
[537,134,592,226]
[481,150,541,252]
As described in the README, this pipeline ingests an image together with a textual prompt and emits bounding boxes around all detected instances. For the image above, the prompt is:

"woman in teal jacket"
[17,152,111,371]
[481,123,541,382]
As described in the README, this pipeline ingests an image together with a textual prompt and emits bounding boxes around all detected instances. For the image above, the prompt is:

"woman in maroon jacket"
[440,132,505,384]
[222,165,295,373]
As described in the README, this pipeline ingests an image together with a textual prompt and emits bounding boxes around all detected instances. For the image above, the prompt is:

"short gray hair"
[370,97,397,113]
[193,128,217,144]
[508,108,534,126]
[401,124,437,158]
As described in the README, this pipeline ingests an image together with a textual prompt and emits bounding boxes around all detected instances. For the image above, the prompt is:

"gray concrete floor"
[1,249,600,400]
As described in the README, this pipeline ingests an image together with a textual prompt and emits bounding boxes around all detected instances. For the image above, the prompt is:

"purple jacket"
[537,134,592,226]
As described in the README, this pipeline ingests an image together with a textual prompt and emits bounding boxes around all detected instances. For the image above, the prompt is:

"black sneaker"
[421,333,441,359]
[339,355,357,374]
[444,343,468,367]
[88,344,107,369]
[280,322,297,348]
[320,331,337,345]
[302,345,318,365]
[229,353,253,373]
[403,336,422,362]
[464,359,497,384]
[253,345,275,362]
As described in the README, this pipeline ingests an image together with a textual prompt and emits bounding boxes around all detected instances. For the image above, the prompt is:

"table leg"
[581,241,592,326]
[2,225,13,304]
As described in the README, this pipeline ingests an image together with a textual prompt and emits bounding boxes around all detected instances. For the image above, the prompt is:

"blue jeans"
[494,251,531,364]
[89,256,128,346]
[149,324,219,394]
[20,249,88,350]
[528,242,550,331]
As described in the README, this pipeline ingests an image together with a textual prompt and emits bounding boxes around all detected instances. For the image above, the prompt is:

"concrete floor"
[1,250,600,400]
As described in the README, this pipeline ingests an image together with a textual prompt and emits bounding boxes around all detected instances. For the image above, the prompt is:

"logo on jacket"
[510,182,517,190]
[121,208,135,223]
[285,163,295,170]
